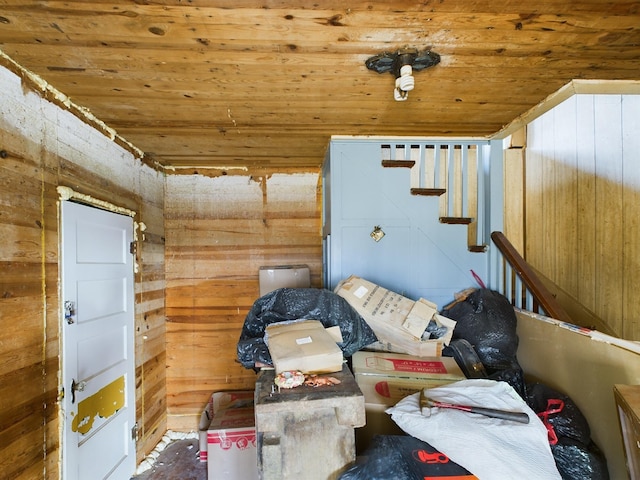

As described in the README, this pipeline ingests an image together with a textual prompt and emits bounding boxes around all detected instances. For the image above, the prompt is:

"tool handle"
[469,406,530,424]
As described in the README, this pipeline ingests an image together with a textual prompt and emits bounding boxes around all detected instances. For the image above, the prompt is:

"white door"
[61,201,136,480]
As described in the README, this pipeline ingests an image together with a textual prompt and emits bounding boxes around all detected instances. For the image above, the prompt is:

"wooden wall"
[164,172,323,430]
[511,94,640,340]
[0,61,166,478]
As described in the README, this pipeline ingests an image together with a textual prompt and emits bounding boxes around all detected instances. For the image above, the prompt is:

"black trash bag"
[525,383,591,445]
[339,436,414,480]
[489,364,527,399]
[339,435,475,480]
[551,438,609,480]
[236,287,377,369]
[442,289,525,395]
[441,288,519,370]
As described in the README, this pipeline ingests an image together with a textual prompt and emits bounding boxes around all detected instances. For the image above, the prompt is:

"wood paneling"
[520,93,640,340]
[621,96,640,340]
[164,172,322,430]
[594,96,625,335]
[1,2,640,171]
[136,192,168,460]
[0,63,166,477]
[503,147,524,253]
[0,120,56,479]
[575,95,598,311]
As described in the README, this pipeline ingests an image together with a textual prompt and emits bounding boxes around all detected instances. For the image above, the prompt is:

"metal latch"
[130,241,137,255]
[131,423,139,442]
[64,301,76,325]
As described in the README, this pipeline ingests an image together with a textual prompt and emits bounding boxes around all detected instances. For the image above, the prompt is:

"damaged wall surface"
[0,62,166,478]
[0,54,324,476]
[164,172,323,429]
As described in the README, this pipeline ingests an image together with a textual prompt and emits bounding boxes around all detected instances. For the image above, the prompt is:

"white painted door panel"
[61,201,136,480]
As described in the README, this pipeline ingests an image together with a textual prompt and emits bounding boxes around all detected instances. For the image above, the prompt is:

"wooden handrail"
[491,231,573,323]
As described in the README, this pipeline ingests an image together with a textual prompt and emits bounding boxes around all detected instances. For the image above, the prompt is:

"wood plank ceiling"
[1,1,639,174]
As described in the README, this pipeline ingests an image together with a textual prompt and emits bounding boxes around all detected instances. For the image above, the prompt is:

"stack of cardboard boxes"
[334,275,467,451]
[351,351,465,450]
[201,274,467,478]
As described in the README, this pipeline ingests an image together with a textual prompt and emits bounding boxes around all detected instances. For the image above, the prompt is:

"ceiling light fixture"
[365,47,441,102]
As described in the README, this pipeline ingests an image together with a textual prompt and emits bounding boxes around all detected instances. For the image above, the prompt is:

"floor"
[130,438,206,480]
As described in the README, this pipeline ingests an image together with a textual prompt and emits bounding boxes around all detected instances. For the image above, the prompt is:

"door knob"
[71,379,86,404]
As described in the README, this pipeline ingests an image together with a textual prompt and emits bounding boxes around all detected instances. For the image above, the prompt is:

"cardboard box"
[258,265,310,296]
[265,320,344,374]
[352,352,465,453]
[207,406,258,480]
[352,351,465,406]
[198,390,254,463]
[334,275,456,356]
[355,402,406,454]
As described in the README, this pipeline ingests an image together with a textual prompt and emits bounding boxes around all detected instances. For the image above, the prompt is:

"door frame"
[58,187,139,479]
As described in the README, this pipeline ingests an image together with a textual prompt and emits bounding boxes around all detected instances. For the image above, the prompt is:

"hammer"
[420,389,530,424]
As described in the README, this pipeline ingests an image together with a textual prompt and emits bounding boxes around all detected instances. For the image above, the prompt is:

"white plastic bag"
[386,379,561,480]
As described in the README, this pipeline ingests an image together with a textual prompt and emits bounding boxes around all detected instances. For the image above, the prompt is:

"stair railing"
[491,231,573,323]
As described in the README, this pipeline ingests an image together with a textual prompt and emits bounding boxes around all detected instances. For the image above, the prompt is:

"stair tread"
[380,152,486,253]
[440,216,474,225]
[381,160,416,168]
[410,188,446,196]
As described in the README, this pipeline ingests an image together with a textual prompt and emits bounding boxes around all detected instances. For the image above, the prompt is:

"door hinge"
[129,241,137,255]
[131,423,139,442]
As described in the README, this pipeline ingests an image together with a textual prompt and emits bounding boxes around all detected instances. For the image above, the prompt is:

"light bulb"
[399,75,414,91]
[398,64,414,91]
[394,78,408,101]
[394,88,408,101]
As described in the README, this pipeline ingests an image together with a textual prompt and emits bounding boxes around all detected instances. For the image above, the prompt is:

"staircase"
[324,136,501,306]
[379,141,490,252]
[377,141,611,331]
